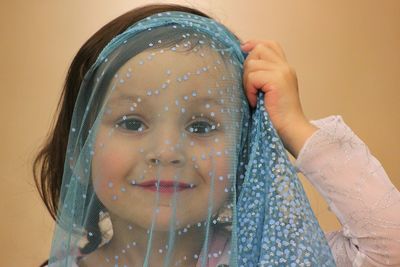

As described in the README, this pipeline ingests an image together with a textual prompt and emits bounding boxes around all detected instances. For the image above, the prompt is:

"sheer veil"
[48,11,336,267]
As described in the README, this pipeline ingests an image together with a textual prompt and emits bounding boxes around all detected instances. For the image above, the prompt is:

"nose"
[145,142,186,168]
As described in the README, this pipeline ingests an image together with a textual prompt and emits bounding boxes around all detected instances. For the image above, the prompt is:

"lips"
[135,180,195,193]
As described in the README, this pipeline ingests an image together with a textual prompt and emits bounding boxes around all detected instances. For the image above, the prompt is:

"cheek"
[193,141,233,200]
[91,143,134,198]
[213,155,233,197]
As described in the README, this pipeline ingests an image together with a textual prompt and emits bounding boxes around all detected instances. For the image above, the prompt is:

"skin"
[241,39,319,158]
[80,47,241,267]
[79,39,315,266]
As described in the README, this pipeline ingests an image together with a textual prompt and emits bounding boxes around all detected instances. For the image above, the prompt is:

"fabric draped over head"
[49,11,336,267]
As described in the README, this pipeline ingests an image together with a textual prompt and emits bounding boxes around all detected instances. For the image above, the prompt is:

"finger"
[259,40,287,60]
[243,60,268,90]
[244,58,278,72]
[267,41,287,60]
[256,43,285,64]
[244,80,258,108]
[243,70,276,107]
[242,40,287,61]
[245,44,282,65]
[245,70,275,94]
[240,39,262,51]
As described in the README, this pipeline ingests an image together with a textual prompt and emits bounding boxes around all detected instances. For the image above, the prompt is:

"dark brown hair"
[33,3,219,222]
[34,3,241,261]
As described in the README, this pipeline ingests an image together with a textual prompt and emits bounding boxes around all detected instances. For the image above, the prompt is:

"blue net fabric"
[236,94,336,266]
[48,11,336,266]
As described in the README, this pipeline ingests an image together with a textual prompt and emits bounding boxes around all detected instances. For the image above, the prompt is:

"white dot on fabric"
[51,12,336,266]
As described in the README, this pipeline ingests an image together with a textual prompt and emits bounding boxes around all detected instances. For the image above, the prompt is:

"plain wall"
[0,0,399,266]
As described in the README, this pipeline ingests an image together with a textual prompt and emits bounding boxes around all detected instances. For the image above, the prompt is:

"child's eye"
[116,116,147,132]
[186,121,216,135]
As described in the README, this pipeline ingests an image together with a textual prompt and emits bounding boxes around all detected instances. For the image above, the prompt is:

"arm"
[290,115,400,266]
[239,40,400,265]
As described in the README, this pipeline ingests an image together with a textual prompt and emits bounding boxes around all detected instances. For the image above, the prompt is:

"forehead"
[110,47,236,97]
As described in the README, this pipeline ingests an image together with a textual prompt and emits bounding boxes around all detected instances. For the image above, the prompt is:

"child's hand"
[241,40,318,158]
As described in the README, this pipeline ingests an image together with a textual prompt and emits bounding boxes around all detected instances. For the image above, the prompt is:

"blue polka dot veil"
[49,11,336,266]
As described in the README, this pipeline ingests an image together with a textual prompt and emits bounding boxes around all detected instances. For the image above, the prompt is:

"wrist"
[279,118,319,159]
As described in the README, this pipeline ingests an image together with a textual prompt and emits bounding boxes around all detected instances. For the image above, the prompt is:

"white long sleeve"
[294,115,400,266]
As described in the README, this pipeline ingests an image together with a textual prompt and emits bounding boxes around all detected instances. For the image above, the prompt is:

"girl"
[34,4,400,267]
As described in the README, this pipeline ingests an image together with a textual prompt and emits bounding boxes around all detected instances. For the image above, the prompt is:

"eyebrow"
[107,93,148,106]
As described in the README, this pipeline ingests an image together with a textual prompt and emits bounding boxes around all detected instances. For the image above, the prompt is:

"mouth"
[134,180,196,193]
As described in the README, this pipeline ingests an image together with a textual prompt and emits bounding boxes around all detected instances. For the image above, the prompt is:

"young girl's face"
[91,47,241,231]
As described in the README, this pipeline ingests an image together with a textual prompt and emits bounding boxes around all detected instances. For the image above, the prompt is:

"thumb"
[245,82,258,108]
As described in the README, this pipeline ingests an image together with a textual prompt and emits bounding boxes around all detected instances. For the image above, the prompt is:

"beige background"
[1,0,399,266]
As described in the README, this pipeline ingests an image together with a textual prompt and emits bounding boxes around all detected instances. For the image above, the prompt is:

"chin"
[142,209,206,232]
